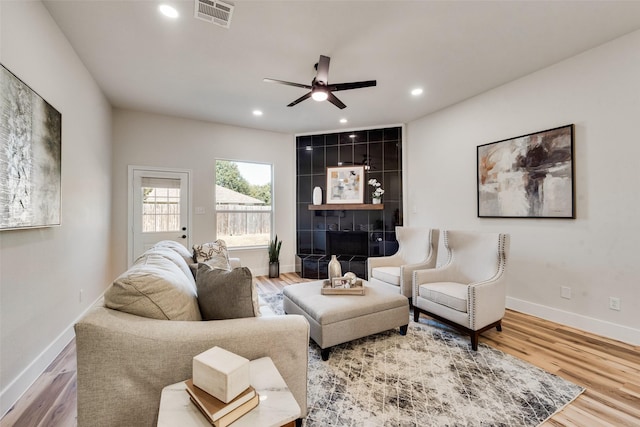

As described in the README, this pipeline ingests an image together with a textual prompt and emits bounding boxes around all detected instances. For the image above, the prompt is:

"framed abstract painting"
[1,64,62,230]
[477,124,575,218]
[326,166,364,204]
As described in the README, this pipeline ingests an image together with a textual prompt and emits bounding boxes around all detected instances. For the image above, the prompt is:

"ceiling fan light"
[312,89,328,102]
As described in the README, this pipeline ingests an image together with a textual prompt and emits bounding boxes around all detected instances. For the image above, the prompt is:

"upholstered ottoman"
[283,280,409,360]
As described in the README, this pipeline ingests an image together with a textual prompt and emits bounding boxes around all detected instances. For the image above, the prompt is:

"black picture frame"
[477,124,575,219]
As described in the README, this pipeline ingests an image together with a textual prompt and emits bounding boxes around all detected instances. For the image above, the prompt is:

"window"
[215,160,272,248]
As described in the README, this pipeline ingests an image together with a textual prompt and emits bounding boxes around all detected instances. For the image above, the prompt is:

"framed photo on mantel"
[326,166,364,204]
[477,124,575,219]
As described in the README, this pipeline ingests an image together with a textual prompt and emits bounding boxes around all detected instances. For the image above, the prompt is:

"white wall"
[111,109,295,277]
[0,1,113,416]
[407,29,640,345]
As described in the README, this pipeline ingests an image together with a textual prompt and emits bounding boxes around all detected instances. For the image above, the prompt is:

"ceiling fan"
[263,55,376,109]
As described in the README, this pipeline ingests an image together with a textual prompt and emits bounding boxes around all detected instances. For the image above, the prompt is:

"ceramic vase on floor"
[328,255,342,281]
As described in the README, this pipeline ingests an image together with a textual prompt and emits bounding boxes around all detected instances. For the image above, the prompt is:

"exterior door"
[129,167,191,265]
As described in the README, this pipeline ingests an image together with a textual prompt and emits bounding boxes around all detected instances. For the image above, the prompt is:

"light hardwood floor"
[2,273,639,426]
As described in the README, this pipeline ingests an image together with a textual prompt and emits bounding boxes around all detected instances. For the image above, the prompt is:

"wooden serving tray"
[321,279,365,295]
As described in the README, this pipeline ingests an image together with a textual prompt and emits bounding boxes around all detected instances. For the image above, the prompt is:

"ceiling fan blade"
[263,78,312,90]
[327,92,346,109]
[287,91,313,107]
[330,80,377,92]
[316,55,330,85]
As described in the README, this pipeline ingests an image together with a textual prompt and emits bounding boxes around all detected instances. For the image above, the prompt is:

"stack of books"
[184,379,259,427]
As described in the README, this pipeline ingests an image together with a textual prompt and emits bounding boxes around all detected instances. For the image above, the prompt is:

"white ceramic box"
[192,346,250,403]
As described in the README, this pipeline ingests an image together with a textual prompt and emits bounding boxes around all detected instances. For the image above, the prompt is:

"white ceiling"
[43,0,640,135]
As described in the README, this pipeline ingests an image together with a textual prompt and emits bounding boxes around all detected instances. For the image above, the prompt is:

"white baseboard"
[0,294,105,418]
[506,297,640,346]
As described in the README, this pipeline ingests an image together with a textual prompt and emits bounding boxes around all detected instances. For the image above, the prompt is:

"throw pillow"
[195,263,261,320]
[193,240,231,271]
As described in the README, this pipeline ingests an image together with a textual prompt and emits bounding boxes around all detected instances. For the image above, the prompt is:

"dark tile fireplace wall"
[296,127,403,279]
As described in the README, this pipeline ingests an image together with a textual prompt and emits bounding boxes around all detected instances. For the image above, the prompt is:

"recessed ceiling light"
[339,118,348,124]
[349,134,356,138]
[253,110,263,116]
[159,4,179,18]
[411,88,424,96]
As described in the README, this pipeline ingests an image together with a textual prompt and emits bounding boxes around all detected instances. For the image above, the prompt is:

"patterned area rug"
[261,292,584,427]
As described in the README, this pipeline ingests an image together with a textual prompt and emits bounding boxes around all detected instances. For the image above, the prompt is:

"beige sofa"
[75,242,309,427]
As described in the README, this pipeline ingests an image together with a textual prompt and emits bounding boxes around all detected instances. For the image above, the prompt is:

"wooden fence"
[216,209,271,237]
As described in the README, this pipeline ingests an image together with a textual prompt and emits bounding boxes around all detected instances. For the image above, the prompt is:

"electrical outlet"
[609,297,621,311]
[561,286,571,299]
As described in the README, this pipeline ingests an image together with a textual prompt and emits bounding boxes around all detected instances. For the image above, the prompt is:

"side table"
[157,356,301,427]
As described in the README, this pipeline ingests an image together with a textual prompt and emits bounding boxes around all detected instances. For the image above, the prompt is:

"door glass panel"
[141,177,181,232]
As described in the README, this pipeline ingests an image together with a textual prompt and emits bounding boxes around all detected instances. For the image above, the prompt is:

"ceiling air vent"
[194,0,234,29]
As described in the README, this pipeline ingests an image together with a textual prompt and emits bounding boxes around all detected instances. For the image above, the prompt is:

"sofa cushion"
[143,246,197,291]
[154,240,195,265]
[105,252,202,320]
[193,240,231,271]
[195,264,260,320]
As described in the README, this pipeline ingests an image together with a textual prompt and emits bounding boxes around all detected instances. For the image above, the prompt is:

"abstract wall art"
[1,64,62,230]
[326,166,364,204]
[477,125,574,218]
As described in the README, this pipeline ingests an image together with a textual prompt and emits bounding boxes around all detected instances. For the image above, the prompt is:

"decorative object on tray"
[322,272,365,295]
[368,178,384,204]
[326,166,364,204]
[328,254,342,281]
[477,124,575,218]
[312,186,322,205]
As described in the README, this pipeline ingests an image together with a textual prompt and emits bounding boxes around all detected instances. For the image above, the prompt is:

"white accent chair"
[367,227,439,299]
[413,230,509,351]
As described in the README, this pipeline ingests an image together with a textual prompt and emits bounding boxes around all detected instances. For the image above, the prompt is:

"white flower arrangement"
[368,178,385,199]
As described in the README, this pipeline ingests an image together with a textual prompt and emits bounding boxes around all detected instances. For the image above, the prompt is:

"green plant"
[268,235,282,263]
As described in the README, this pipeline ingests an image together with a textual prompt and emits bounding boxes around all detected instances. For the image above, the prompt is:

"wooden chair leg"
[471,332,479,351]
[413,309,420,322]
[399,324,408,335]
[496,321,502,332]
